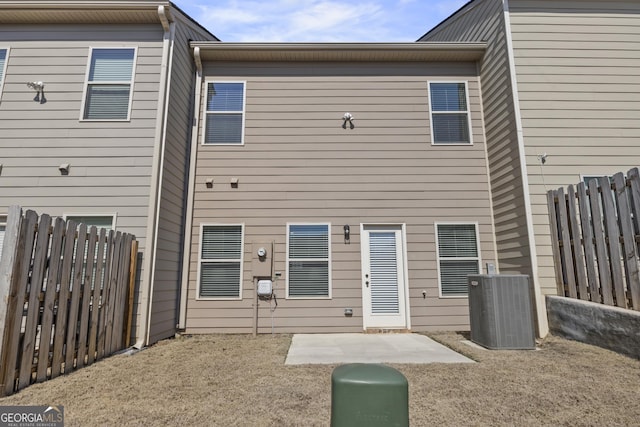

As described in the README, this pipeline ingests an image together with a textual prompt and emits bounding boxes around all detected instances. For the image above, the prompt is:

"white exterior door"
[361,224,409,329]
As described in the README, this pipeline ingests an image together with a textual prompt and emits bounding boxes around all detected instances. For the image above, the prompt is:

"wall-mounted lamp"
[205,178,214,188]
[343,224,350,243]
[342,113,355,129]
[26,81,46,104]
[58,163,70,175]
[537,153,548,165]
[0,164,3,176]
[230,177,239,188]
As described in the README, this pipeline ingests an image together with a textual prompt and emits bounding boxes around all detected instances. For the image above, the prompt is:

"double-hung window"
[436,223,480,297]
[429,82,472,145]
[287,224,330,298]
[0,48,8,100]
[199,225,243,299]
[82,48,136,120]
[204,82,245,145]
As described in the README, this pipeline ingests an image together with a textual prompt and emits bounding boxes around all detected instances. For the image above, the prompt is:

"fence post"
[125,239,138,348]
[0,206,22,395]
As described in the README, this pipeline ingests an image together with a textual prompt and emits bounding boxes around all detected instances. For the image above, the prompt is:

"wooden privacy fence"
[547,168,640,311]
[0,206,138,396]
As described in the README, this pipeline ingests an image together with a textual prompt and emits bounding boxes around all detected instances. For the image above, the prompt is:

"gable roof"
[417,0,477,41]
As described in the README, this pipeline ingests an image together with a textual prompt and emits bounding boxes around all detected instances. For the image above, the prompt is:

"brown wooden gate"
[0,206,138,396]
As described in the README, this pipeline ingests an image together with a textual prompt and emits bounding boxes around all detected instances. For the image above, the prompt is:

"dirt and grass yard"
[0,332,638,426]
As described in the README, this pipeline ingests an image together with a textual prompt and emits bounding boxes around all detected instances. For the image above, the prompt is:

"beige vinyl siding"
[421,0,533,278]
[147,15,217,343]
[0,23,163,344]
[509,0,640,295]
[184,61,496,334]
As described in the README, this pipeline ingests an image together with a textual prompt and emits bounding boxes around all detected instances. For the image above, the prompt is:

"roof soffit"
[0,1,172,25]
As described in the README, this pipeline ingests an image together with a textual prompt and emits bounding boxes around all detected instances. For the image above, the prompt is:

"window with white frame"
[204,82,245,144]
[429,82,472,145]
[287,224,330,298]
[0,49,8,98]
[199,225,243,298]
[82,48,136,120]
[64,215,115,230]
[436,223,480,297]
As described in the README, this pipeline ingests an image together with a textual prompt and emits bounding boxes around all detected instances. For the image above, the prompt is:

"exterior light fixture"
[205,178,214,188]
[342,113,354,129]
[26,81,46,104]
[58,163,70,175]
[343,224,350,243]
[537,153,548,164]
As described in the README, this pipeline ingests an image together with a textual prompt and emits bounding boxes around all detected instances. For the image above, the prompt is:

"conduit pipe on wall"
[178,46,203,330]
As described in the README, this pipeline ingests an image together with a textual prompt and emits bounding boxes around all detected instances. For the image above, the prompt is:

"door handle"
[365,281,369,287]
[365,273,369,287]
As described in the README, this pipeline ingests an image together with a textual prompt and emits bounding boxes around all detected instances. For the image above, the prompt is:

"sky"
[172,0,470,42]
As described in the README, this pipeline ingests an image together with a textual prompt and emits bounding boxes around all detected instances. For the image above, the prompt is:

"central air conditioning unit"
[467,274,536,350]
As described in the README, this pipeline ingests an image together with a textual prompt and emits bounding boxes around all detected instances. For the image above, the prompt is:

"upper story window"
[436,223,480,297]
[429,82,472,145]
[287,223,331,298]
[204,82,245,145]
[0,48,8,99]
[82,48,136,121]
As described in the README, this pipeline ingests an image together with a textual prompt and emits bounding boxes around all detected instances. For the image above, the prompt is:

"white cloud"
[175,0,469,42]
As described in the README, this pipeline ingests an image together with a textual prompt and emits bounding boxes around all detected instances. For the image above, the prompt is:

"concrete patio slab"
[285,333,474,365]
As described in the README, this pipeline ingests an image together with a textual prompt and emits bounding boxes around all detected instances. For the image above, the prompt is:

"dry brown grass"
[0,332,638,426]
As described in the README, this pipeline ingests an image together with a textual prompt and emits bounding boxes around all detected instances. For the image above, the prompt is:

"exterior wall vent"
[467,274,536,349]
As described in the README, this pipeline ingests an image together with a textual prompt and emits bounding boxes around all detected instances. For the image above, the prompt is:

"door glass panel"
[369,231,399,314]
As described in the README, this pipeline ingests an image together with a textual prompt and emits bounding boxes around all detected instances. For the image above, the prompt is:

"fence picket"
[18,214,52,390]
[626,169,640,310]
[106,232,123,355]
[64,223,87,373]
[567,185,589,300]
[113,233,132,350]
[547,191,565,295]
[51,220,77,378]
[577,183,600,303]
[97,230,115,360]
[588,179,614,305]
[557,188,577,298]
[600,176,626,307]
[76,226,98,369]
[87,228,107,365]
[36,217,64,383]
[0,207,31,396]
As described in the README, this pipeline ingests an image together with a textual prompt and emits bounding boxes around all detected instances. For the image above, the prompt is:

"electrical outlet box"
[257,279,273,297]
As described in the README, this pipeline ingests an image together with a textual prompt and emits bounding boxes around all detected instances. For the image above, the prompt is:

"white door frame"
[360,223,411,330]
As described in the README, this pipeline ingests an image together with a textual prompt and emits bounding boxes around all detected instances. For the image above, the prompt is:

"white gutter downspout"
[178,46,202,329]
[503,0,549,337]
[135,5,174,348]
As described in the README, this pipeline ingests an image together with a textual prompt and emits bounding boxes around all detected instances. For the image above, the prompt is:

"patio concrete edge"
[546,295,640,359]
